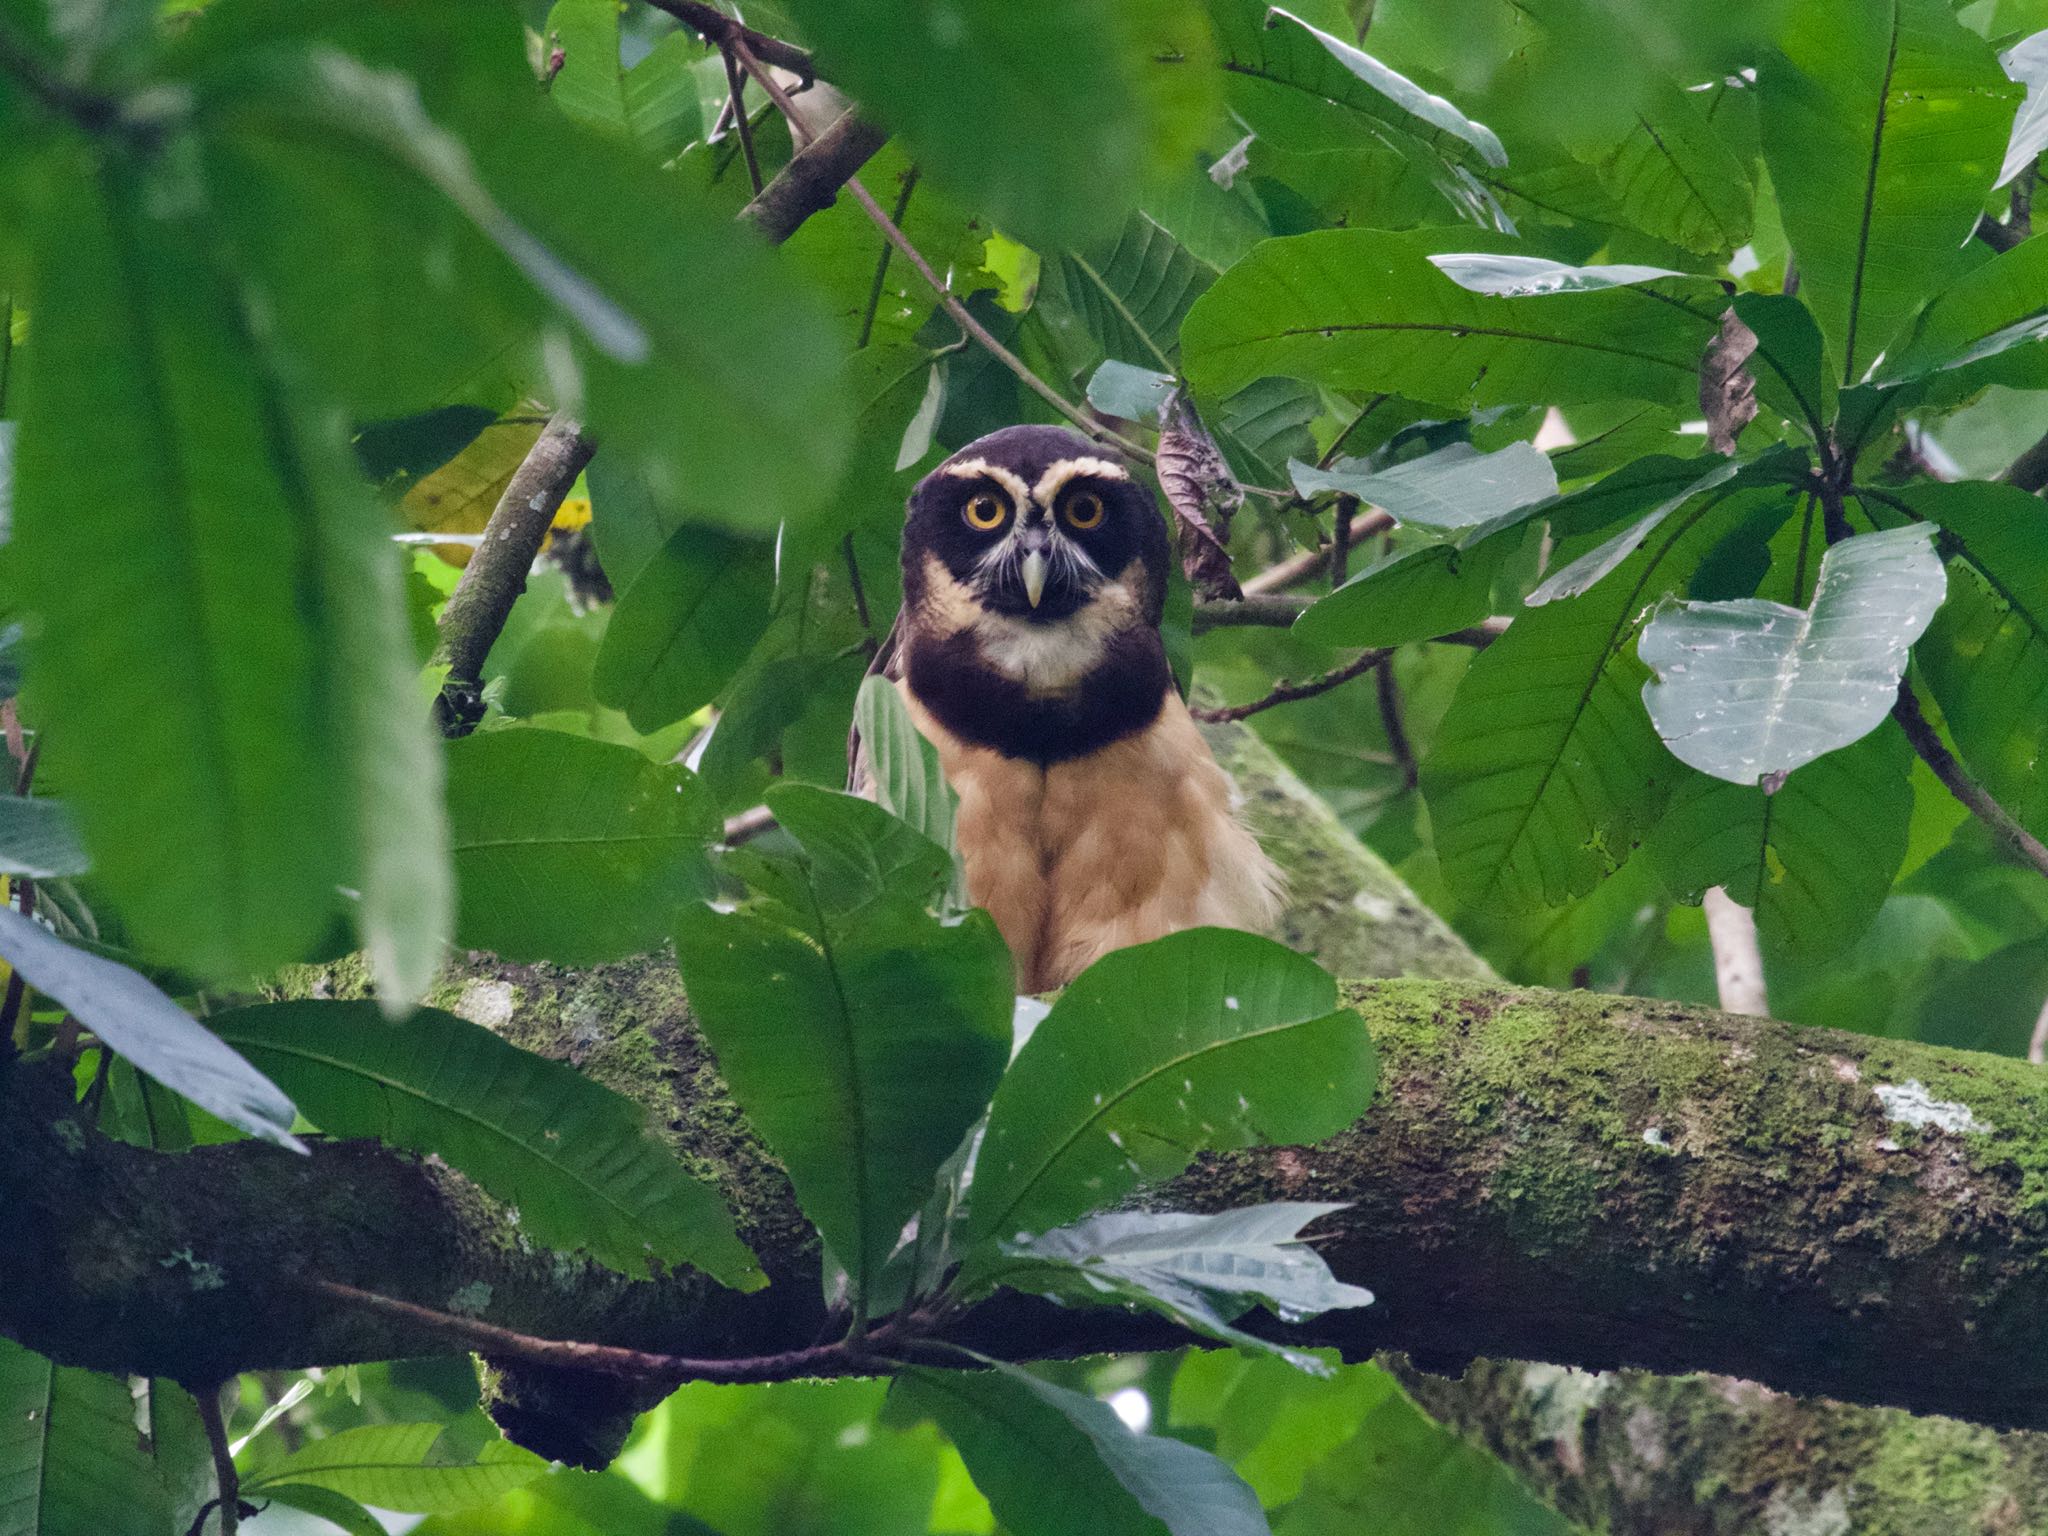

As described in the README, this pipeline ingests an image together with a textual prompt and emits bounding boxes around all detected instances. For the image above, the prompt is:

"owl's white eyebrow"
[941,459,1033,508]
[1033,457,1129,504]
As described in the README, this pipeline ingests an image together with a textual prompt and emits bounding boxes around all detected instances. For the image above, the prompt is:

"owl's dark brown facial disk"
[902,425,1168,626]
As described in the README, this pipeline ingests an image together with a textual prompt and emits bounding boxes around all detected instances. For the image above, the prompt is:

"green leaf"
[1876,480,2048,837]
[211,999,759,1285]
[592,525,776,733]
[673,785,1013,1304]
[1260,7,1504,164]
[1563,79,1755,255]
[446,727,715,965]
[1760,0,2021,382]
[965,929,1374,1246]
[257,1483,390,1536]
[853,675,965,911]
[1523,460,1742,605]
[1640,525,1947,784]
[545,0,633,137]
[1288,441,1558,535]
[0,797,87,878]
[894,1362,1270,1536]
[15,160,447,988]
[584,451,684,595]
[1879,230,2048,382]
[1181,229,1718,412]
[241,1425,545,1514]
[1424,253,1692,295]
[1651,723,1912,958]
[1735,291,1838,439]
[0,907,302,1150]
[188,14,852,529]
[1087,360,1178,424]
[622,35,706,160]
[0,1342,174,1536]
[1423,487,1788,910]
[988,1204,1373,1370]
[779,0,1210,243]
[1040,212,1218,373]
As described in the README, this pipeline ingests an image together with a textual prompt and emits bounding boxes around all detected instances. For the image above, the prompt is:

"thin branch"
[722,804,777,845]
[1191,648,1393,723]
[719,48,765,195]
[842,533,879,659]
[1893,679,2048,882]
[1703,888,1769,1017]
[1376,661,1416,791]
[1191,594,1310,633]
[430,413,595,738]
[1242,509,1395,595]
[309,1278,893,1386]
[194,1384,241,1536]
[739,110,891,246]
[639,0,814,77]
[858,167,920,348]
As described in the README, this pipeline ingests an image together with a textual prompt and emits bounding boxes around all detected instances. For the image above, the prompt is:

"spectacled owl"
[854,425,1282,992]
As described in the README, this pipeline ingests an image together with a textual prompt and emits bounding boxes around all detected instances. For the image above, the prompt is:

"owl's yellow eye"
[1063,491,1105,531]
[962,493,1008,531]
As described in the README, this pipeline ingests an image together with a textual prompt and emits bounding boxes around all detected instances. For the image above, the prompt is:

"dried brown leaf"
[1700,307,1759,456]
[1156,391,1244,600]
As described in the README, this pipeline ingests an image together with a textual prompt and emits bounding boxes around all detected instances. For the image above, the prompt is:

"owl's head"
[903,426,1169,630]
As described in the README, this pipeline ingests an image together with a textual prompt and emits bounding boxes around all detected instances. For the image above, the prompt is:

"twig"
[1376,661,1416,790]
[719,47,765,195]
[1190,648,1392,723]
[843,533,879,659]
[194,1384,242,1536]
[640,0,814,78]
[1241,509,1395,594]
[859,167,920,349]
[430,413,596,738]
[722,804,777,844]
[1703,888,1769,1017]
[308,1278,894,1385]
[1892,680,2048,882]
[1191,595,1310,633]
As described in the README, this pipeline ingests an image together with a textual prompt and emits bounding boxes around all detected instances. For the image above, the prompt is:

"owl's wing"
[844,609,907,794]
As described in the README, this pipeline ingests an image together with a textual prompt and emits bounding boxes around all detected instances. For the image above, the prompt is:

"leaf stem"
[194,1383,241,1536]
[719,47,765,196]
[1190,648,1393,723]
[1891,679,2048,882]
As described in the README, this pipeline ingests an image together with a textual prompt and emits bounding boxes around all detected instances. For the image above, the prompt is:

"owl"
[854,425,1281,991]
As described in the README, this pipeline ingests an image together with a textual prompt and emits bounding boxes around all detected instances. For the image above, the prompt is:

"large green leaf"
[1181,229,1719,411]
[1760,0,2020,382]
[1651,724,1912,958]
[0,907,302,1149]
[1288,441,1558,535]
[1874,480,2048,838]
[14,160,447,989]
[986,1204,1373,1370]
[1564,76,1754,255]
[673,785,1013,1307]
[592,525,776,732]
[1423,487,1790,910]
[894,1363,1270,1536]
[241,1425,545,1514]
[964,929,1374,1246]
[780,0,1214,243]
[1878,232,2048,382]
[1639,525,1947,784]
[853,675,964,910]
[184,5,852,529]
[211,1000,760,1285]
[445,727,715,965]
[545,0,702,158]
[0,1342,176,1536]
[1039,212,1217,372]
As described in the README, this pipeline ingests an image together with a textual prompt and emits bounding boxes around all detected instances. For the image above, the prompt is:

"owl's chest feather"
[900,685,1282,991]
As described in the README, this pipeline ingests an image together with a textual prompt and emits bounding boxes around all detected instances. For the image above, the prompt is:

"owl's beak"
[1020,548,1049,609]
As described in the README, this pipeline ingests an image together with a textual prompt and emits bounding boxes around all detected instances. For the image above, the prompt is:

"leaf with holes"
[964,929,1373,1246]
[673,785,1012,1308]
[445,727,717,965]
[1640,525,1946,785]
[1181,229,1720,412]
[894,1362,1271,1536]
[211,1000,760,1285]
[1759,0,2020,382]
[980,1204,1373,1371]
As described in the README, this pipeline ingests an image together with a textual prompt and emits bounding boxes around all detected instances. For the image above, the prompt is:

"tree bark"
[5,723,2048,1523]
